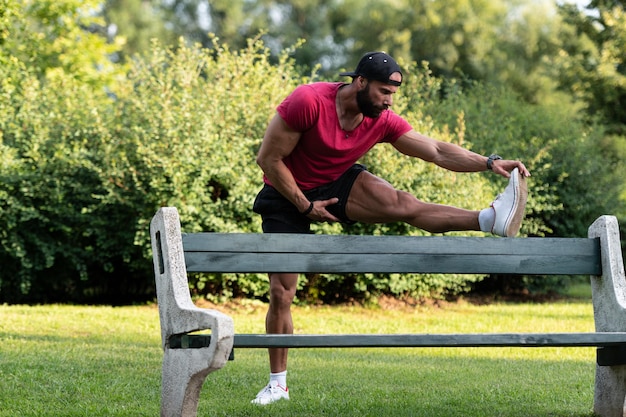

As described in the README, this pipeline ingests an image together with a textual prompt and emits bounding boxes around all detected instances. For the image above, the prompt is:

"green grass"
[0,297,599,416]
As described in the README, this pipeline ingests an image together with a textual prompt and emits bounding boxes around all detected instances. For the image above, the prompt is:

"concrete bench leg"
[161,348,230,417]
[589,215,626,417]
[151,207,234,417]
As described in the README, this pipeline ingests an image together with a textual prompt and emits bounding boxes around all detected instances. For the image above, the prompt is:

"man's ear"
[356,76,368,90]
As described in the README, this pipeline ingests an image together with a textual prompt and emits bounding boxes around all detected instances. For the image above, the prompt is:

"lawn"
[0,295,599,416]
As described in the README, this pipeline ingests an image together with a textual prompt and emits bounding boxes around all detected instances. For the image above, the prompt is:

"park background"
[1,0,626,305]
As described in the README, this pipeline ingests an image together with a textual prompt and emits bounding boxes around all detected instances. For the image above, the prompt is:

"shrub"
[417,78,623,294]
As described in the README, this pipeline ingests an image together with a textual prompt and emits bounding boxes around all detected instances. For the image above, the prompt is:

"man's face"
[356,73,401,118]
[356,84,382,118]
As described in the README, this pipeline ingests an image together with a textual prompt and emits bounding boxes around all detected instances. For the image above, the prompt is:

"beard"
[356,84,387,118]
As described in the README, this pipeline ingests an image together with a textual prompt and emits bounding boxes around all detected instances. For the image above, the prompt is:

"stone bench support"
[150,207,234,417]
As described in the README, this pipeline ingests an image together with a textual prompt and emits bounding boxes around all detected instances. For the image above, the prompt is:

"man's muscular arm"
[392,130,530,178]
[256,114,340,220]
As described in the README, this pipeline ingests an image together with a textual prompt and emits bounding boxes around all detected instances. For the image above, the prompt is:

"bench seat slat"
[234,333,626,348]
[170,332,626,348]
[184,252,601,275]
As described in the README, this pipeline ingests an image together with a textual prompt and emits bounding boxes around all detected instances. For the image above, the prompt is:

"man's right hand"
[306,198,340,222]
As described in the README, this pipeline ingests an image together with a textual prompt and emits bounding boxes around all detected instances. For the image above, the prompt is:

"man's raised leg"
[345,171,481,232]
[346,168,527,237]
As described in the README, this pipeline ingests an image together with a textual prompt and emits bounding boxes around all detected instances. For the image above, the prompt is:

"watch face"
[488,154,501,169]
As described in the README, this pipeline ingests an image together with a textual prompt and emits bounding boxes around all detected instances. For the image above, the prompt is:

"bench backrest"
[182,233,601,275]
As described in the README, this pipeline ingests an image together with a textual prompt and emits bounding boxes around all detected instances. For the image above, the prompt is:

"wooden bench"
[150,206,626,417]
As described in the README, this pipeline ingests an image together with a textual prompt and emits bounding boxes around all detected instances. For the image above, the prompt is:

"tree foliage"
[1,0,126,85]
[556,1,626,134]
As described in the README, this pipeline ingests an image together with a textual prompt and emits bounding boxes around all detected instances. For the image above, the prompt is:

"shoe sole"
[251,396,289,405]
[503,170,528,237]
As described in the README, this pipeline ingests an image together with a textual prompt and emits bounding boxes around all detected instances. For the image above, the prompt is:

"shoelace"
[259,383,284,397]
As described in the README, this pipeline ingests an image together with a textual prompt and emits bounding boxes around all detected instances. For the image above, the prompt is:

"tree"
[1,0,125,86]
[96,0,576,98]
[557,1,626,134]
[102,0,177,62]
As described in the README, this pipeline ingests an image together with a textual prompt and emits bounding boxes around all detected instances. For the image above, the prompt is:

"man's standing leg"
[251,272,297,405]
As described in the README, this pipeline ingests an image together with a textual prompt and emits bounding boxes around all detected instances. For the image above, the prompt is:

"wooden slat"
[183,233,601,275]
[184,252,600,274]
[169,332,626,349]
[234,333,626,348]
[183,233,598,256]
[181,233,601,275]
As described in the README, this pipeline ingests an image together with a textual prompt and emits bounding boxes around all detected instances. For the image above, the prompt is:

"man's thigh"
[345,171,420,223]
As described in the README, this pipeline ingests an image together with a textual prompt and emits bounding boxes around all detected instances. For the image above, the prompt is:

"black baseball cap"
[340,52,402,86]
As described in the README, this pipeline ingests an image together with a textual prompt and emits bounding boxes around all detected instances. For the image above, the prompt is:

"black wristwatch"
[487,154,502,170]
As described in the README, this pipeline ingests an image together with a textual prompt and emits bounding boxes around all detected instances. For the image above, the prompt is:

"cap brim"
[339,71,358,77]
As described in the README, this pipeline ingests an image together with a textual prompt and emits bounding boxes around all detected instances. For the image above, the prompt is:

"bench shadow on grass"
[199,350,597,417]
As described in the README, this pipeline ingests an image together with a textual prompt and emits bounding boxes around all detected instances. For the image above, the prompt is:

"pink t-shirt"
[266,82,412,190]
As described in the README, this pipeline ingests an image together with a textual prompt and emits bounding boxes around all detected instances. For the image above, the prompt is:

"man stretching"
[251,51,530,405]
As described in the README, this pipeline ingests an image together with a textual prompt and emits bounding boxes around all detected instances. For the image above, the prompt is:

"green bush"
[0,60,144,302]
[0,35,305,302]
[116,38,307,301]
[416,78,624,294]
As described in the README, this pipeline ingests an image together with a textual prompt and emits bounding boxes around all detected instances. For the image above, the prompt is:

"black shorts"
[252,164,367,233]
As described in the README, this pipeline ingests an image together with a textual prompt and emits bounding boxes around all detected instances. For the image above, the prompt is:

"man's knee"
[269,273,298,308]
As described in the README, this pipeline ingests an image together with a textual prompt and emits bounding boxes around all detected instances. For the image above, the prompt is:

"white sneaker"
[251,380,290,405]
[491,167,528,237]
